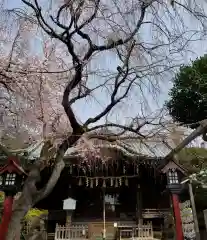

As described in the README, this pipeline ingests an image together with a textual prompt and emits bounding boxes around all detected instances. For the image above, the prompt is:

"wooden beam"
[165,119,207,161]
[136,184,143,224]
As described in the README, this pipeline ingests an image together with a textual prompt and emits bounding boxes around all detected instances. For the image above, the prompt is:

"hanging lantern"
[96,178,98,186]
[90,179,93,188]
[125,178,128,186]
[78,178,82,186]
[103,179,106,188]
[115,178,118,188]
[110,178,113,187]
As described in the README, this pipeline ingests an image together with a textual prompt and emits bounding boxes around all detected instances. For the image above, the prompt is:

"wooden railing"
[142,209,169,218]
[54,223,156,240]
[118,223,154,240]
[55,224,88,240]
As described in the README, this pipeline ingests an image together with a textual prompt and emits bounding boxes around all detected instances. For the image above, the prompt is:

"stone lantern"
[161,160,186,240]
[0,157,27,240]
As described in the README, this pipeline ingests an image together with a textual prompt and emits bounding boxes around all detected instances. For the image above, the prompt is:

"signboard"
[180,200,196,240]
[63,198,76,210]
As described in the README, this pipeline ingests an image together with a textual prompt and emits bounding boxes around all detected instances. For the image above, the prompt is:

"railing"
[55,224,88,240]
[53,209,168,240]
[142,209,169,218]
[118,222,154,240]
[54,223,155,240]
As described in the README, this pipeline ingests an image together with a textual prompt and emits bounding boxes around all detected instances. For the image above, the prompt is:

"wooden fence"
[55,224,88,240]
[55,223,155,240]
[118,223,154,240]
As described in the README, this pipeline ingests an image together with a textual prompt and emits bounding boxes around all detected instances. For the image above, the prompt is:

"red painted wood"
[172,193,184,240]
[0,196,14,240]
[0,157,27,175]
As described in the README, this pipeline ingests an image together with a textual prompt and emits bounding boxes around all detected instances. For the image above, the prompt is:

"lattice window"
[5,173,16,185]
[168,170,179,184]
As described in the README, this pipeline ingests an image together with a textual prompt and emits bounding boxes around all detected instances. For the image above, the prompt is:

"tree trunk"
[5,135,81,240]
[25,215,46,240]
[6,152,65,240]
[6,165,41,240]
[6,201,32,240]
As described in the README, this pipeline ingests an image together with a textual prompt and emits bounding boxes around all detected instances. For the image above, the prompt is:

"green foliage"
[194,185,207,209]
[0,192,4,222]
[166,55,207,126]
[0,191,4,202]
[195,169,207,184]
[176,148,207,227]
[24,208,48,221]
[21,208,48,237]
[177,147,207,173]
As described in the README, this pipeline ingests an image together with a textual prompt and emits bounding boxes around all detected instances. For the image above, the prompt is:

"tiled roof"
[119,139,174,158]
[1,125,206,161]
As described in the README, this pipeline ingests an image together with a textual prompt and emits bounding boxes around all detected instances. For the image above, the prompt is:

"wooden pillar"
[204,209,207,232]
[103,188,106,240]
[171,194,184,240]
[136,184,143,225]
[0,195,14,240]
[66,210,72,225]
[188,181,200,240]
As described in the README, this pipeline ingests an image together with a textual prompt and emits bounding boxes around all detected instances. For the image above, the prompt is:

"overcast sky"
[5,0,207,127]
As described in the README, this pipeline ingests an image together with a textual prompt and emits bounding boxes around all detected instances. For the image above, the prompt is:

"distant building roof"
[1,124,206,163]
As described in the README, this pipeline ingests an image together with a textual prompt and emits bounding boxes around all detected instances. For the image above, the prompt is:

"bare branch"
[83,41,136,126]
[21,0,68,43]
[0,143,12,156]
[62,64,83,131]
[87,122,146,138]
[89,3,147,53]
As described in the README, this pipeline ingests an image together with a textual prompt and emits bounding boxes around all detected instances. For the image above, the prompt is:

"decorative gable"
[161,160,186,175]
[0,157,27,176]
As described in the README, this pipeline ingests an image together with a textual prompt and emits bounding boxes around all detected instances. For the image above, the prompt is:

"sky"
[4,0,207,127]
